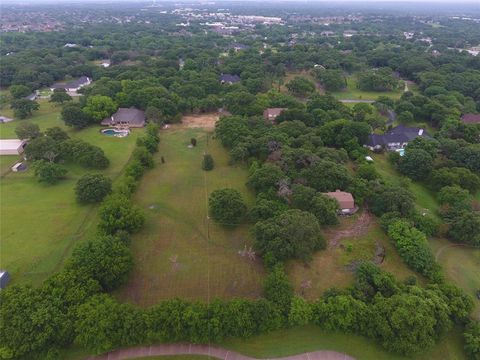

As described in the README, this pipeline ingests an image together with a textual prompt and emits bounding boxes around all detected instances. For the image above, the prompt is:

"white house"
[50,76,91,93]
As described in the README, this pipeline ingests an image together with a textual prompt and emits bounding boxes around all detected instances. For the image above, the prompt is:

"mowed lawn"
[0,100,143,286]
[116,127,265,306]
[331,75,404,101]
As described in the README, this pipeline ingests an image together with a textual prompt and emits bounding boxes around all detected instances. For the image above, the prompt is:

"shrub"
[124,160,145,180]
[464,320,480,360]
[263,266,293,318]
[202,154,214,171]
[208,188,247,226]
[132,146,154,169]
[15,122,41,139]
[75,174,112,203]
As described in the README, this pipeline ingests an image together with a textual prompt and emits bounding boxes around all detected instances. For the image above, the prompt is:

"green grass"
[430,237,480,320]
[0,100,144,286]
[115,127,265,306]
[221,325,466,360]
[332,75,403,101]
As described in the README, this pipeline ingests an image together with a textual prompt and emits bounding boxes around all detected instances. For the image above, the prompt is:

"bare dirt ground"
[181,113,220,129]
[325,211,374,248]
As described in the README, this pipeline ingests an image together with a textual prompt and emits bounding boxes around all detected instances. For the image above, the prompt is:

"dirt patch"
[181,113,220,129]
[326,210,374,248]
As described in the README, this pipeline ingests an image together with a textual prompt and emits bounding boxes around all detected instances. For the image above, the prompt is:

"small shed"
[263,108,286,123]
[324,190,357,215]
[0,139,27,155]
[12,162,27,172]
[0,271,10,289]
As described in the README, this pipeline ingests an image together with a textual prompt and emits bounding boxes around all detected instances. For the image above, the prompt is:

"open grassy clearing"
[430,237,480,320]
[288,213,419,300]
[370,152,480,318]
[331,75,404,101]
[0,100,143,286]
[116,127,264,306]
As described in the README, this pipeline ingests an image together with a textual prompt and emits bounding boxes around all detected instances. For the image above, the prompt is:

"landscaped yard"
[0,100,144,286]
[115,127,265,306]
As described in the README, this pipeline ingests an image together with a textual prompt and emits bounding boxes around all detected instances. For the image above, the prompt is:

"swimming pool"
[396,148,405,156]
[101,129,130,137]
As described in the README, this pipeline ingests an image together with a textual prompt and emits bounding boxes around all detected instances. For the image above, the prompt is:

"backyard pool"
[101,128,130,137]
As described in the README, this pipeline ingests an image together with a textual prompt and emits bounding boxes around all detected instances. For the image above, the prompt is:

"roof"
[461,113,480,124]
[219,74,241,83]
[0,139,26,150]
[365,125,429,147]
[264,108,286,117]
[324,190,355,209]
[51,76,90,90]
[101,107,145,126]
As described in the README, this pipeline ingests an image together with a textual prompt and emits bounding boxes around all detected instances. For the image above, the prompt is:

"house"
[11,162,27,172]
[50,76,91,92]
[24,92,37,101]
[0,139,27,155]
[324,190,357,215]
[100,60,111,68]
[0,116,14,123]
[101,107,146,128]
[219,74,241,85]
[461,113,480,124]
[227,43,249,52]
[0,271,10,289]
[263,108,286,123]
[343,30,358,38]
[320,31,335,37]
[365,125,429,151]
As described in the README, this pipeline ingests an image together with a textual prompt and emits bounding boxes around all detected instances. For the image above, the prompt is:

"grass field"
[115,127,265,306]
[287,216,419,299]
[331,75,405,101]
[0,100,143,286]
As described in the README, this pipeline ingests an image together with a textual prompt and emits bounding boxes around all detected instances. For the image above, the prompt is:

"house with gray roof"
[101,107,146,128]
[219,74,241,84]
[365,124,429,151]
[50,76,91,93]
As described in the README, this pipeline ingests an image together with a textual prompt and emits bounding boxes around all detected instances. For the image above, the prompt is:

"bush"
[202,154,214,171]
[75,174,112,203]
[114,176,138,197]
[15,122,41,139]
[263,266,293,318]
[136,134,159,153]
[33,160,67,185]
[464,320,480,360]
[387,220,442,281]
[132,146,154,169]
[62,139,109,169]
[208,188,247,226]
[124,160,145,180]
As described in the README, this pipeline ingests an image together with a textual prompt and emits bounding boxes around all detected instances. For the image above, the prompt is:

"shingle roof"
[365,125,428,147]
[101,107,145,127]
[219,74,241,83]
[51,76,90,90]
[461,113,480,124]
[324,190,355,209]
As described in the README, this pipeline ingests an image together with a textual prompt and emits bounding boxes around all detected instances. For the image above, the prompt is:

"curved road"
[86,344,356,360]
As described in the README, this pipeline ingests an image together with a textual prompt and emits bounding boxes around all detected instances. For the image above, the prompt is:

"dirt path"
[86,344,355,360]
[326,211,373,248]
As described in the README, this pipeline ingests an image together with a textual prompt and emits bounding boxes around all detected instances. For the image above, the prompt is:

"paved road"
[87,344,356,360]
[339,99,375,103]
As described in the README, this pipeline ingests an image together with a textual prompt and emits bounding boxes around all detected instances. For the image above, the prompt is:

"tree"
[369,183,415,217]
[289,296,312,327]
[286,77,316,97]
[300,160,352,192]
[447,211,480,246]
[15,122,40,139]
[68,235,133,290]
[9,84,31,99]
[254,209,325,264]
[50,89,72,104]
[430,167,480,194]
[83,95,117,122]
[33,160,67,185]
[98,195,145,235]
[464,321,480,360]
[10,99,39,119]
[208,188,247,227]
[45,126,69,143]
[247,163,284,193]
[145,106,162,123]
[356,163,379,181]
[310,193,339,225]
[202,154,214,171]
[24,136,58,161]
[61,103,92,129]
[314,69,346,92]
[249,197,287,222]
[398,148,433,180]
[75,174,112,203]
[132,146,154,169]
[263,266,293,318]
